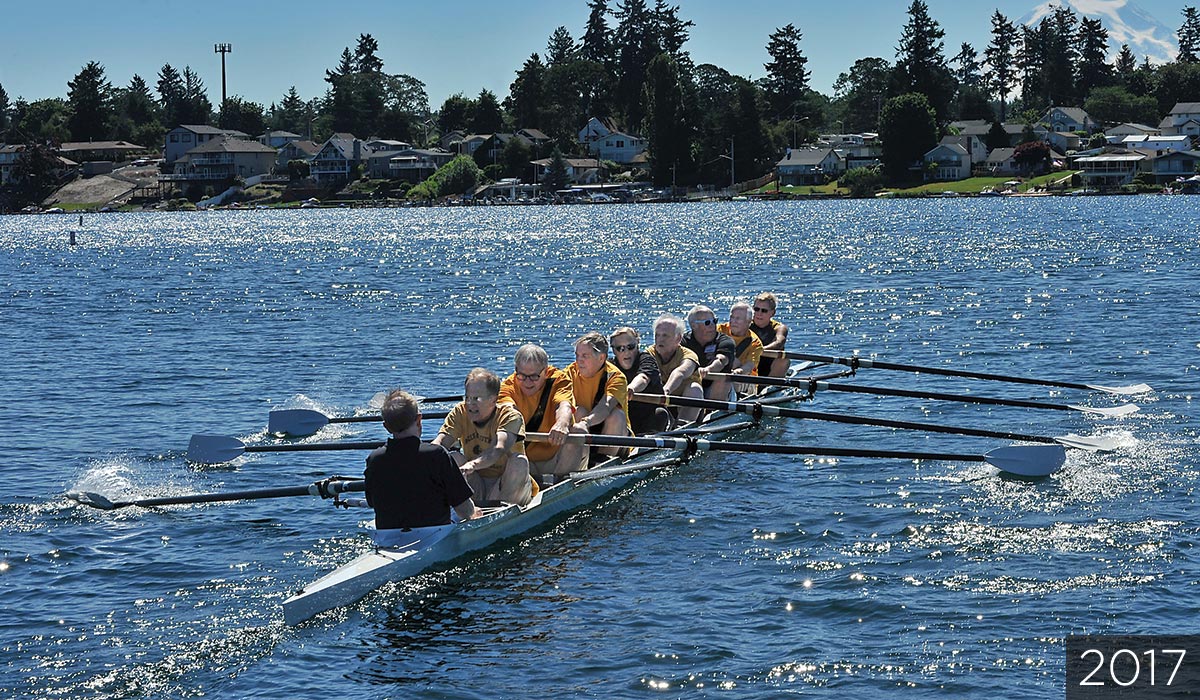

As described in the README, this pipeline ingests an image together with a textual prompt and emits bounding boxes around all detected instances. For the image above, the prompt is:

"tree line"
[2,0,1199,190]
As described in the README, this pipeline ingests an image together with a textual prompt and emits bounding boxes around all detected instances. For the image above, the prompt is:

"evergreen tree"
[730,81,770,184]
[112,74,161,145]
[879,92,937,182]
[508,53,545,128]
[272,86,309,135]
[546,26,578,65]
[0,82,9,138]
[354,33,386,135]
[500,136,533,179]
[325,48,359,133]
[763,24,810,119]
[652,0,694,72]
[471,89,503,134]
[642,52,692,186]
[832,57,891,133]
[1076,17,1112,99]
[67,61,112,141]
[1023,7,1079,111]
[1114,44,1137,80]
[613,0,659,131]
[218,96,266,135]
[180,67,213,125]
[1179,7,1200,63]
[893,1,955,123]
[581,0,613,67]
[985,11,1019,121]
[985,120,1010,150]
[543,146,570,191]
[156,64,185,126]
[438,93,475,134]
[951,42,982,88]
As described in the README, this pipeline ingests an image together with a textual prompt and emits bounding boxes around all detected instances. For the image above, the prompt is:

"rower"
[498,343,587,486]
[433,368,536,506]
[718,300,765,377]
[750,292,790,378]
[682,305,736,401]
[565,332,631,457]
[609,326,671,434]
[364,390,479,537]
[648,314,705,423]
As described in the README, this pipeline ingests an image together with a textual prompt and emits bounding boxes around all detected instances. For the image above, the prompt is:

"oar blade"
[1085,383,1152,396]
[1053,433,1123,453]
[1069,403,1139,417]
[984,444,1066,477]
[67,491,119,510]
[267,409,331,437]
[187,434,247,464]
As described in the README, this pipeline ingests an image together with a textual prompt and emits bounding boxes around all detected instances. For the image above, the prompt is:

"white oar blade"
[1069,403,1139,417]
[1053,433,1123,453]
[984,444,1066,477]
[187,434,247,464]
[267,409,330,437]
[1086,382,1152,396]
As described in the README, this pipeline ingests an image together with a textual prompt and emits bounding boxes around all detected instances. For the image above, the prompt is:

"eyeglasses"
[464,394,494,404]
[515,371,543,382]
[612,343,638,353]
[692,318,716,326]
[753,306,772,313]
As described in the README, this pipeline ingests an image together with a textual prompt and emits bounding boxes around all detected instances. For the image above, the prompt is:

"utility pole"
[214,43,232,107]
[729,138,735,190]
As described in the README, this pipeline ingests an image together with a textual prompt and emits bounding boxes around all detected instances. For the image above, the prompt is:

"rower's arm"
[453,497,479,521]
[762,323,789,351]
[463,430,518,473]
[576,394,616,429]
[627,372,650,393]
[663,359,698,393]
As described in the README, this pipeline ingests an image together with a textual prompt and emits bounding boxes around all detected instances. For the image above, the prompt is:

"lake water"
[1,199,1197,698]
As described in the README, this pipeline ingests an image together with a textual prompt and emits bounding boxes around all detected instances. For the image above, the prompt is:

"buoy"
[69,231,77,245]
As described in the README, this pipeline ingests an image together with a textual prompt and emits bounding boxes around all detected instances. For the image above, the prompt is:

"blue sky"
[0,0,1187,112]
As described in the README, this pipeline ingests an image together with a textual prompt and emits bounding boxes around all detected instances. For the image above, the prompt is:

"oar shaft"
[91,479,366,510]
[330,409,450,425]
[761,350,1118,392]
[632,392,1058,444]
[244,440,384,453]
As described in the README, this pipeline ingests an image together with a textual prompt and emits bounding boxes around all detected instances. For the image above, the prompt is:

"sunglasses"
[515,371,542,382]
[753,306,772,313]
[692,318,717,326]
[612,343,638,352]
[464,394,494,404]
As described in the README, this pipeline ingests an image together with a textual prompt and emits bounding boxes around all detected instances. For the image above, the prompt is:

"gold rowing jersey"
[438,402,526,479]
[565,360,631,429]
[717,322,765,375]
[649,345,701,386]
[499,366,574,462]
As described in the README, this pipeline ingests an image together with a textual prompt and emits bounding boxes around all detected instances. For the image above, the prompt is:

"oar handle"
[73,478,367,510]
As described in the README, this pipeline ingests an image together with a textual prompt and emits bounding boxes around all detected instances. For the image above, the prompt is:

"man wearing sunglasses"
[750,292,790,378]
[498,343,587,486]
[683,304,736,401]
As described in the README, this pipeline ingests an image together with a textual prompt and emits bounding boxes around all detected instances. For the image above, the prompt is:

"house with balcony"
[1,144,78,186]
[365,148,454,180]
[164,125,250,164]
[1136,148,1200,184]
[1073,150,1145,188]
[275,139,321,172]
[160,137,277,189]
[58,140,147,163]
[776,147,844,185]
[939,134,987,168]
[310,133,370,187]
[923,142,969,181]
[1158,103,1200,137]
[258,130,302,148]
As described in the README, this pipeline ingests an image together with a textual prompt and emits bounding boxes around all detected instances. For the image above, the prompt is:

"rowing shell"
[281,387,797,625]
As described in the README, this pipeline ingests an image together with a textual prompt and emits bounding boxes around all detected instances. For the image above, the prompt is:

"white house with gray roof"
[1040,106,1098,133]
[1158,103,1200,137]
[776,147,844,185]
[165,125,250,164]
[310,133,369,186]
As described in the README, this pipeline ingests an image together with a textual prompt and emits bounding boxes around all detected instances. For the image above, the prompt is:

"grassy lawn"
[891,171,1080,196]
[749,181,847,196]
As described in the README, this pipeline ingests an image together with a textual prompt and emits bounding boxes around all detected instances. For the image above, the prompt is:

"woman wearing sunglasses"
[609,326,672,434]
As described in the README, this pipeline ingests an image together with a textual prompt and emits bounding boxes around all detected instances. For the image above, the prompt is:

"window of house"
[170,134,179,142]
[616,140,624,148]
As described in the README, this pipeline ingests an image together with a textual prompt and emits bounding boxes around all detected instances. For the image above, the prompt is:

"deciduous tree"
[833,57,891,133]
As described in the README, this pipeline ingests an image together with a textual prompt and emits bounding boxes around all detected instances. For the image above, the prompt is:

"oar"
[188,435,385,464]
[529,433,1066,477]
[68,477,365,511]
[760,350,1152,395]
[631,392,1119,452]
[710,372,1138,417]
[268,408,451,437]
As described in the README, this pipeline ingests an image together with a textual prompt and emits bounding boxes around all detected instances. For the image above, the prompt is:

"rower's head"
[463,367,500,422]
[753,293,777,327]
[687,304,718,343]
[513,343,550,397]
[381,389,421,437]
[728,301,752,337]
[573,332,609,379]
[609,326,640,371]
[653,314,685,356]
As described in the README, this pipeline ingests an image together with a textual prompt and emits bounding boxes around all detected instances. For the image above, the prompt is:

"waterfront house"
[0,144,24,185]
[275,139,321,172]
[1040,106,1098,134]
[1136,148,1200,184]
[310,133,370,187]
[578,116,647,165]
[985,148,1018,175]
[1105,123,1160,138]
[923,142,969,181]
[939,135,987,167]
[165,125,250,165]
[1121,134,1194,152]
[1158,103,1200,137]
[531,156,605,184]
[1073,150,1144,188]
[776,147,844,185]
[365,148,454,181]
[58,140,147,163]
[258,131,301,149]
[160,136,276,187]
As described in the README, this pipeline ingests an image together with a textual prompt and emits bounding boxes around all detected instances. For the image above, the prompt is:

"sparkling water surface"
[1,199,1197,698]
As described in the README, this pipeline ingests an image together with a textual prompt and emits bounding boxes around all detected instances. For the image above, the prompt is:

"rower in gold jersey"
[717,301,765,377]
[564,332,630,457]
[750,292,790,378]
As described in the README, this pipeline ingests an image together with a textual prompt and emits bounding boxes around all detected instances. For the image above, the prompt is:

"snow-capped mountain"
[1019,0,1178,64]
